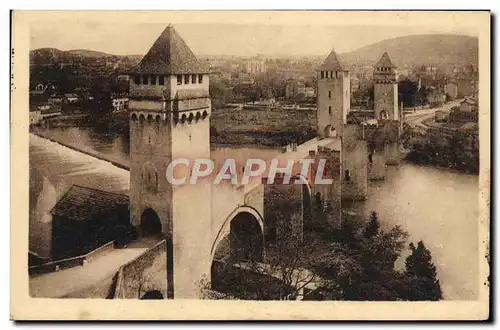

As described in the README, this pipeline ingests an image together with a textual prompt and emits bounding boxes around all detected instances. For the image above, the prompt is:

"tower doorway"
[140,208,162,237]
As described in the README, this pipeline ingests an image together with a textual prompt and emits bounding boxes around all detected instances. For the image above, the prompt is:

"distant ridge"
[30,33,478,68]
[338,34,478,68]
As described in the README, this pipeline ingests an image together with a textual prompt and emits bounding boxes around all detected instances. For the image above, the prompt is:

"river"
[29,125,479,300]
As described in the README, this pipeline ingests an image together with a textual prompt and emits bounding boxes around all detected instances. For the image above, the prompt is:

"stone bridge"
[29,135,342,299]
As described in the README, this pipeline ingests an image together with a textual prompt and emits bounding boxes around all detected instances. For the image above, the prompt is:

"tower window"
[199,74,203,83]
[184,75,190,84]
[325,71,329,79]
[151,75,157,85]
[159,75,165,85]
[177,75,182,85]
[134,75,141,85]
[192,74,197,84]
[344,169,351,181]
[328,90,331,99]
[142,75,149,85]
[330,71,333,78]
[320,71,324,79]
[328,106,332,115]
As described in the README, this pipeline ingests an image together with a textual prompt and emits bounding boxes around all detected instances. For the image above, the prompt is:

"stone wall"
[368,151,386,180]
[342,125,368,200]
[313,147,342,228]
[263,179,304,247]
[114,240,167,299]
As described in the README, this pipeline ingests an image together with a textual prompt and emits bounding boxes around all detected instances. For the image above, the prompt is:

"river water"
[30,125,480,300]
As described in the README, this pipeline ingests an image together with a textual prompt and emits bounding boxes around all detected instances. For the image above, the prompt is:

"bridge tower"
[373,52,401,165]
[316,46,350,139]
[374,51,398,121]
[128,24,212,298]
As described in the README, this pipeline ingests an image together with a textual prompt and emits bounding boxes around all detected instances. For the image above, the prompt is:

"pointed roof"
[132,24,207,74]
[319,48,344,71]
[375,52,396,68]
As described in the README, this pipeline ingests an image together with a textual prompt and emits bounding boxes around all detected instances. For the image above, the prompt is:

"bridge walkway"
[29,237,160,298]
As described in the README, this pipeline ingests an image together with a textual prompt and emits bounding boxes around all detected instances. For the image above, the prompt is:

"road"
[403,99,463,129]
[29,237,160,298]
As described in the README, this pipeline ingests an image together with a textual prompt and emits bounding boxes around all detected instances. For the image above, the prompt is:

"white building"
[245,59,267,75]
[112,98,129,112]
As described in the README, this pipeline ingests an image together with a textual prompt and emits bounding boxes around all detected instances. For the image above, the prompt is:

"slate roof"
[319,48,344,71]
[375,52,396,68]
[51,185,129,221]
[131,24,207,74]
[462,97,477,105]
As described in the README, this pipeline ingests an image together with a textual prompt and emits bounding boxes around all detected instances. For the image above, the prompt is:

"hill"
[30,48,142,65]
[66,49,114,58]
[339,34,478,68]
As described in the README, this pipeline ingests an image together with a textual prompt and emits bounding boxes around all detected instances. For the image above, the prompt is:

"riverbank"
[403,130,479,175]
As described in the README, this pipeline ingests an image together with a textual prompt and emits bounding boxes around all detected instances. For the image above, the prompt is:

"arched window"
[344,169,351,181]
[142,75,149,85]
[328,106,332,115]
[315,192,322,206]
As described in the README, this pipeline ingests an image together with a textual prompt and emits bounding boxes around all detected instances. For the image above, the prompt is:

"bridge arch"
[210,206,264,261]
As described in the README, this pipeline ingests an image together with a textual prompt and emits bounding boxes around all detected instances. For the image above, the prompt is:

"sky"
[29,15,479,57]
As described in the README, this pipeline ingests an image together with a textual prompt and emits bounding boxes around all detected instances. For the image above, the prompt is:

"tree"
[404,241,442,300]
[398,78,419,107]
[315,212,409,301]
[364,211,380,239]
[200,186,319,300]
[87,76,113,118]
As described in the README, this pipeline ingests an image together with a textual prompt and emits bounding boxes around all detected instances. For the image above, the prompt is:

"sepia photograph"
[10,10,490,320]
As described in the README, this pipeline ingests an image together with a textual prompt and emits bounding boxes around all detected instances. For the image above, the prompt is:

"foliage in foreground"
[200,208,443,301]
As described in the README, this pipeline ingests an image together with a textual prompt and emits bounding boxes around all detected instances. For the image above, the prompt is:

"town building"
[50,185,130,260]
[434,110,449,122]
[112,97,129,112]
[245,58,267,75]
[457,77,477,98]
[64,93,79,104]
[459,97,477,112]
[444,82,458,99]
